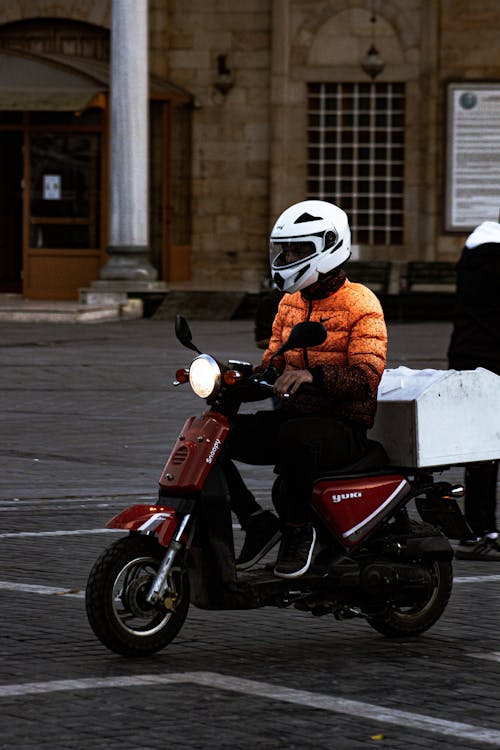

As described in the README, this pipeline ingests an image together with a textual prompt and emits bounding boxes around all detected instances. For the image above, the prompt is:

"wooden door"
[23,112,107,300]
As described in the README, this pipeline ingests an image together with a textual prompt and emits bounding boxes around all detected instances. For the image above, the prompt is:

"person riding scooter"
[222,199,388,578]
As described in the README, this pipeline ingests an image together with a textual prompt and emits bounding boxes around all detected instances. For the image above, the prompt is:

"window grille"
[307,82,405,245]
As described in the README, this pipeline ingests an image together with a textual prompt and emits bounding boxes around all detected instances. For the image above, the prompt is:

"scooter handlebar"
[250,370,290,399]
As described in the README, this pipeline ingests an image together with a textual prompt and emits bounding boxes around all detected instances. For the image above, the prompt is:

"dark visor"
[271,240,317,267]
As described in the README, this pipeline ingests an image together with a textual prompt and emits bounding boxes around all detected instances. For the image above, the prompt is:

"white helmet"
[269,200,351,293]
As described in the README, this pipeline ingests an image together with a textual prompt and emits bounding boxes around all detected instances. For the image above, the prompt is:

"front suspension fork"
[147,513,191,605]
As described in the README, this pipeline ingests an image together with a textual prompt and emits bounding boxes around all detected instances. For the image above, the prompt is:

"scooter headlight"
[189,354,221,398]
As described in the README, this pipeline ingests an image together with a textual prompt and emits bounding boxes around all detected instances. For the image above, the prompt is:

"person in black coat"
[448,220,500,560]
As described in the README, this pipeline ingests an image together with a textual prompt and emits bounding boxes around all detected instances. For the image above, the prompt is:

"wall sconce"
[215,54,234,95]
[361,1,385,80]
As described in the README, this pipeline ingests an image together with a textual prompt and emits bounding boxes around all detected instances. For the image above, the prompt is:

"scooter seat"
[315,440,390,479]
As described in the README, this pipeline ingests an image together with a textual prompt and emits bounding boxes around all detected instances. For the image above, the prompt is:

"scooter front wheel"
[366,560,453,638]
[86,534,189,657]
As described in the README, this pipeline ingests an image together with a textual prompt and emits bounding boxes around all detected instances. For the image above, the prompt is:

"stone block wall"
[156,0,272,289]
[4,0,500,290]
[157,0,500,281]
[436,0,500,258]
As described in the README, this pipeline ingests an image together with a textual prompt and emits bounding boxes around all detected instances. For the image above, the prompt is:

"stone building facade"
[1,0,500,299]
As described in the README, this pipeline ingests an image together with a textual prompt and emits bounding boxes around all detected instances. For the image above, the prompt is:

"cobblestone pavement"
[0,318,499,750]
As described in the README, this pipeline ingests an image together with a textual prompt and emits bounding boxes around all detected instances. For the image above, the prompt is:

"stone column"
[270,0,291,220]
[99,0,157,281]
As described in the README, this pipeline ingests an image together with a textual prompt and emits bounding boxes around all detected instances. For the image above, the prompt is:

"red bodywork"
[159,413,230,494]
[107,413,231,545]
[108,412,410,552]
[106,504,177,546]
[312,474,411,548]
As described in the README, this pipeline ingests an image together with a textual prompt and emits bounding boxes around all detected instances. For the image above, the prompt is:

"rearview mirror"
[175,315,201,354]
[272,321,327,358]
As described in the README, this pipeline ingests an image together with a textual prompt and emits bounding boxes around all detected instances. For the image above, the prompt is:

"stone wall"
[165,0,500,280]
[437,0,500,257]
[160,0,272,289]
[278,0,425,264]
[0,1,110,28]
[4,0,500,289]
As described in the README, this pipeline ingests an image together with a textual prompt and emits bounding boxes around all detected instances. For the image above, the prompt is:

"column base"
[100,246,159,282]
[82,279,168,319]
[88,280,167,293]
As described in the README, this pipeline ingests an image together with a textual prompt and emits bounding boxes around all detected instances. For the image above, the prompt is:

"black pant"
[449,355,499,536]
[464,461,499,536]
[221,409,368,526]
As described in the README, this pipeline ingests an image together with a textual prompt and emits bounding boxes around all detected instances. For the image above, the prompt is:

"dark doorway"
[0,131,22,292]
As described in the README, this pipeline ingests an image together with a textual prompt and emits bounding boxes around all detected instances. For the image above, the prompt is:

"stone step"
[0,295,143,323]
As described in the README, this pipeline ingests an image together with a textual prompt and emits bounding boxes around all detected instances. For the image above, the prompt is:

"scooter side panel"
[312,475,411,547]
[159,413,230,495]
[106,504,177,547]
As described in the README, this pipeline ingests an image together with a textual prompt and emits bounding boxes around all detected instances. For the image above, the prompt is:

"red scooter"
[86,316,470,656]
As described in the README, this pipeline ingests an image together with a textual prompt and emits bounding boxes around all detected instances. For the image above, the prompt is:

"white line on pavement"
[0,525,240,536]
[0,581,83,598]
[469,652,500,664]
[0,497,154,511]
[454,575,500,584]
[0,528,122,538]
[0,671,500,745]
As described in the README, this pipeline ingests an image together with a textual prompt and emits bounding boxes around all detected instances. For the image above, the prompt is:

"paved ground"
[1,317,499,749]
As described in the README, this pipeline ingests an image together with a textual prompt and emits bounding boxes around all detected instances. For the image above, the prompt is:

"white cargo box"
[368,366,500,468]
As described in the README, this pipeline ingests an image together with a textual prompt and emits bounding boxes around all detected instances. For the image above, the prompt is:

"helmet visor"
[270,236,322,268]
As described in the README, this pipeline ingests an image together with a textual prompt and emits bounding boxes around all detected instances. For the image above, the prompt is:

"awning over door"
[0,48,192,111]
[0,50,104,110]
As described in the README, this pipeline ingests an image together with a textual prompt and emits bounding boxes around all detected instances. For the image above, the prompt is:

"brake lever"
[250,371,290,399]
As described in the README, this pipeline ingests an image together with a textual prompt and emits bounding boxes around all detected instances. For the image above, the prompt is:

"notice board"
[445,82,500,231]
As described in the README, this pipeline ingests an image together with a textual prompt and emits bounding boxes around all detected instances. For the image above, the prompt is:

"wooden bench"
[405,261,457,293]
[346,261,392,294]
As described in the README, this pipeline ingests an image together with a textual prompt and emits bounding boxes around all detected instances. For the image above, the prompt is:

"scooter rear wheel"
[86,534,189,656]
[366,560,453,638]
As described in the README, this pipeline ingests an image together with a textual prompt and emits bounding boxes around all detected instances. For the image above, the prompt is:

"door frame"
[158,98,192,282]
[0,128,23,292]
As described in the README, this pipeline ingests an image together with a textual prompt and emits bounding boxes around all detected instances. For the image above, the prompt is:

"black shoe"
[236,510,282,570]
[458,536,481,546]
[455,536,500,561]
[274,523,317,578]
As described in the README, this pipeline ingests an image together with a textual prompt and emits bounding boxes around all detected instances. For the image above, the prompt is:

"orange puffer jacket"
[261,279,387,427]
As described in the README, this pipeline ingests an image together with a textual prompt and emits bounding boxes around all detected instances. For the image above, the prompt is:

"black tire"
[86,534,190,657]
[366,561,453,638]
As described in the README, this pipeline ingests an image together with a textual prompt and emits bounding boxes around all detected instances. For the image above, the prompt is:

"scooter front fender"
[106,504,177,547]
